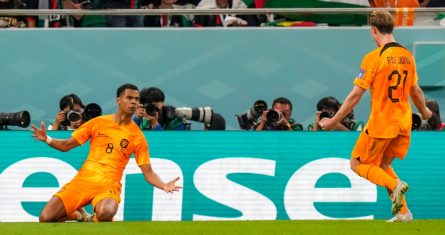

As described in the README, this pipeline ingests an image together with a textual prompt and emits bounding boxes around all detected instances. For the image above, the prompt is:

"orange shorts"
[54,178,121,215]
[351,130,411,166]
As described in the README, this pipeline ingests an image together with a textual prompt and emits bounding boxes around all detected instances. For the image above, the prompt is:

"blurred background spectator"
[264,0,369,26]
[102,0,143,27]
[420,0,445,7]
[0,0,38,28]
[369,0,419,26]
[193,0,256,27]
[142,0,192,27]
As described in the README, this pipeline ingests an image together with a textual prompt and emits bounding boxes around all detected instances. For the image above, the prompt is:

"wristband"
[45,135,53,144]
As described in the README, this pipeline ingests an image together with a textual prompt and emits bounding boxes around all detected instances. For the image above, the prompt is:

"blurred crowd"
[1,0,445,28]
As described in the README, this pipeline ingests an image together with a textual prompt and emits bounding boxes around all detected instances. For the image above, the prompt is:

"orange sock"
[383,166,398,179]
[355,164,398,191]
[384,167,409,214]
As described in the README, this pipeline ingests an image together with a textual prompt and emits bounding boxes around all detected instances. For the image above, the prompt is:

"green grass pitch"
[2,220,445,235]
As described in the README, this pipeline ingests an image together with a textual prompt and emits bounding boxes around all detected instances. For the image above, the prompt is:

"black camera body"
[237,100,268,130]
[412,113,431,130]
[265,109,282,124]
[61,103,102,127]
[319,111,334,120]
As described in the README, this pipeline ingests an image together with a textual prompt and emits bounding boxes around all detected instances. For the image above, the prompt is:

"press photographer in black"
[254,97,303,131]
[48,94,102,131]
[411,98,444,131]
[48,94,85,130]
[134,87,218,130]
[311,96,362,131]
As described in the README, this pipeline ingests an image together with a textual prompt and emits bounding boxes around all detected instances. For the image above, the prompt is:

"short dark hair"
[317,96,340,112]
[272,97,293,111]
[140,87,165,104]
[59,94,84,110]
[117,83,139,97]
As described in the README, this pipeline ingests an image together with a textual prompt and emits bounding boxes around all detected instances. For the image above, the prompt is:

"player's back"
[365,42,417,138]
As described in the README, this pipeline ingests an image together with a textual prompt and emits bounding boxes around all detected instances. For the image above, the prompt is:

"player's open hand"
[163,177,183,193]
[31,121,47,142]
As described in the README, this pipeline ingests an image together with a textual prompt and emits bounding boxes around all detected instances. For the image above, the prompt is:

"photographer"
[312,96,362,131]
[426,99,444,131]
[255,97,303,131]
[134,87,187,130]
[412,99,444,131]
[48,94,85,130]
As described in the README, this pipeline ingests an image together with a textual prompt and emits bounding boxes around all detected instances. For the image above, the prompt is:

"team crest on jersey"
[358,69,365,79]
[120,139,129,153]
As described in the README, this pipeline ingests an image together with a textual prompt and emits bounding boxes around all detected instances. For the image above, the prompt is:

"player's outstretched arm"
[410,84,432,120]
[139,164,182,193]
[320,85,365,130]
[31,121,80,152]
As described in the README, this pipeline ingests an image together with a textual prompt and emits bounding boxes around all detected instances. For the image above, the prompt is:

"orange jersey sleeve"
[72,115,150,184]
[354,42,418,138]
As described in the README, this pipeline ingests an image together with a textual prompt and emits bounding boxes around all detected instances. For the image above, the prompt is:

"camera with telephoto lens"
[236,100,268,130]
[265,109,282,124]
[62,103,102,127]
[144,104,177,120]
[144,103,214,125]
[411,113,431,130]
[0,111,30,130]
[144,103,159,117]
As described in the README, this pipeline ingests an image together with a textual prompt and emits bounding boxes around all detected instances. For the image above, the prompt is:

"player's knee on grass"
[95,202,118,222]
[39,211,57,222]
[96,209,115,222]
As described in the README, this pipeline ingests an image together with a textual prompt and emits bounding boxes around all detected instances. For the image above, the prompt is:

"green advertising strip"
[1,131,444,222]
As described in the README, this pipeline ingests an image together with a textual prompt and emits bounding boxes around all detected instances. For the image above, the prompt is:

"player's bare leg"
[39,196,68,222]
[94,198,119,222]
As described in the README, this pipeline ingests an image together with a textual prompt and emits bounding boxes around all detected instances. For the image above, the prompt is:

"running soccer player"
[319,10,432,222]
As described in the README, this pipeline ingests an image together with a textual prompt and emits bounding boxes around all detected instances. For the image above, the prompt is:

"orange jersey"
[354,42,418,138]
[370,0,419,26]
[71,115,150,185]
